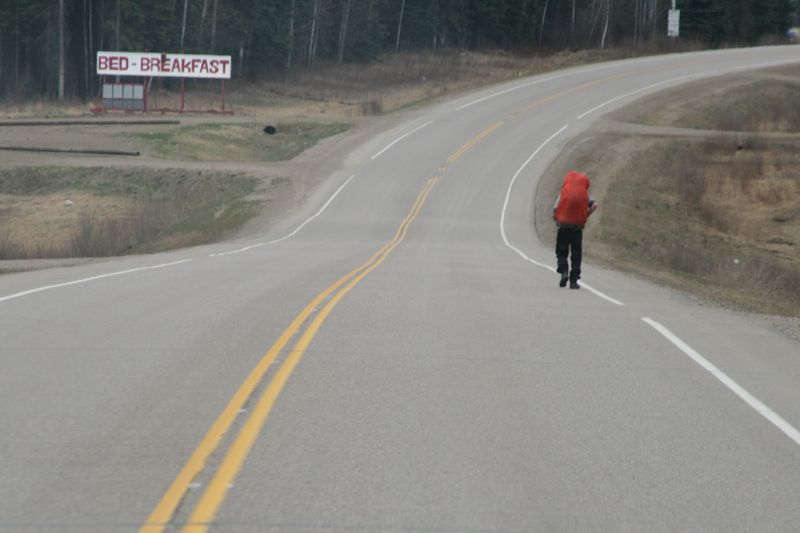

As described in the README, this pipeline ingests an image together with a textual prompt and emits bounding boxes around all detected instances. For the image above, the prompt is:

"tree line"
[0,0,796,100]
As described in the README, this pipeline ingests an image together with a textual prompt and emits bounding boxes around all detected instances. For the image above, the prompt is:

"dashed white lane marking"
[371,121,434,160]
[642,317,800,447]
[0,259,193,303]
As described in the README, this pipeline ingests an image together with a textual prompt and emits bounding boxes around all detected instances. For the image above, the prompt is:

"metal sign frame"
[92,51,233,115]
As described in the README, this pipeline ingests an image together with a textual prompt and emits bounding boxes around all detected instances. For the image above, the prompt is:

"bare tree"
[337,0,352,64]
[98,0,104,50]
[287,0,295,68]
[394,0,405,54]
[88,0,93,93]
[588,0,602,43]
[210,0,218,52]
[180,0,189,51]
[198,0,208,42]
[308,0,320,66]
[650,0,658,40]
[83,0,89,98]
[539,0,550,44]
[571,0,576,45]
[115,0,120,50]
[15,7,20,90]
[600,0,611,49]
[59,0,65,100]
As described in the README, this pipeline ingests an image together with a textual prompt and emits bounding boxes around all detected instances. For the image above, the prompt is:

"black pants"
[555,227,583,281]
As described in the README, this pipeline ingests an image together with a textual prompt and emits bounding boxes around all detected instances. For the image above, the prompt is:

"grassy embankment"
[541,71,800,317]
[0,122,349,260]
[125,122,349,161]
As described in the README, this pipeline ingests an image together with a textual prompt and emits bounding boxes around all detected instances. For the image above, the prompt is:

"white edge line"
[500,124,624,307]
[500,124,569,250]
[642,317,800,447]
[577,77,681,120]
[579,281,625,306]
[266,173,357,245]
[4,173,359,302]
[3,172,359,302]
[0,259,193,303]
[210,173,358,257]
[371,121,433,160]
[209,243,265,257]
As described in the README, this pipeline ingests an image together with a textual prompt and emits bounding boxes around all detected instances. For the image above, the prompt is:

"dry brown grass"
[256,49,640,114]
[0,192,134,258]
[0,167,260,259]
[565,133,800,316]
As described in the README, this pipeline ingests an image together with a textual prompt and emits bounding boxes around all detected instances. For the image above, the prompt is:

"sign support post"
[93,51,233,114]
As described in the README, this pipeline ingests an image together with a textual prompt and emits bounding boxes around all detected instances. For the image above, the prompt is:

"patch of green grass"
[125,122,351,162]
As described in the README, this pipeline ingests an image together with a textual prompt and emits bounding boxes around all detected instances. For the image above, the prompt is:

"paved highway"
[2,47,800,532]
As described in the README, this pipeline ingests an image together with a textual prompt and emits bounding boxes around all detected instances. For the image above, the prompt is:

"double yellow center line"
[141,58,710,531]
[447,121,504,163]
[141,123,502,533]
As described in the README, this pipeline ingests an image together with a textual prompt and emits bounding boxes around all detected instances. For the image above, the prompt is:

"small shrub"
[361,99,383,115]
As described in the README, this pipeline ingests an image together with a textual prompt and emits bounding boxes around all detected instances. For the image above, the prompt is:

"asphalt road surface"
[2,47,800,532]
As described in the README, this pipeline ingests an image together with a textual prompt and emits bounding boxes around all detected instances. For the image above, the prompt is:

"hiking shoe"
[559,273,569,287]
[569,280,580,289]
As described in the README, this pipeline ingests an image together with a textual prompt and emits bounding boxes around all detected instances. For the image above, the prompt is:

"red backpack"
[554,171,591,227]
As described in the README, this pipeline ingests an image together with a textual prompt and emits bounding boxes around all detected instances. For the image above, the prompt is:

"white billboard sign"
[97,51,232,79]
[668,9,680,37]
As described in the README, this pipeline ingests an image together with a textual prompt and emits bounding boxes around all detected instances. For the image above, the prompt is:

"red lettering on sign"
[113,56,128,71]
[98,55,129,71]
[98,52,231,78]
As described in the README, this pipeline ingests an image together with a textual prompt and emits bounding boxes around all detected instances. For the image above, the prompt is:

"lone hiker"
[553,171,598,289]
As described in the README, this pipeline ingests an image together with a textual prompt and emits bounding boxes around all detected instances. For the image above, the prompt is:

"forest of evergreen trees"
[0,0,797,100]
